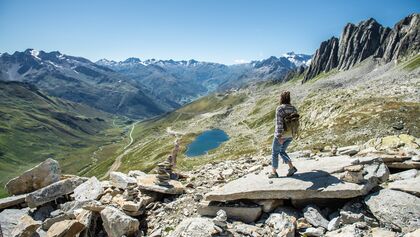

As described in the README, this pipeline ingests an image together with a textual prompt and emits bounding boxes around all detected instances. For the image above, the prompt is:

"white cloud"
[233,59,249,64]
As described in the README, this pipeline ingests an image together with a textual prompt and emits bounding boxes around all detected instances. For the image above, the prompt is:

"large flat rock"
[137,175,185,194]
[388,176,420,197]
[206,156,386,201]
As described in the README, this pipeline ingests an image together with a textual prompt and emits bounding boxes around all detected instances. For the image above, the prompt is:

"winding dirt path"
[101,121,138,179]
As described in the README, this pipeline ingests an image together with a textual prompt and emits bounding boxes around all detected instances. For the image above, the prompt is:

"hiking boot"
[287,167,297,177]
[268,172,279,179]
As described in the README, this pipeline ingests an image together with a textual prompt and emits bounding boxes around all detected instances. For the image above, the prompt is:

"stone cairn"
[156,161,173,186]
[123,183,140,201]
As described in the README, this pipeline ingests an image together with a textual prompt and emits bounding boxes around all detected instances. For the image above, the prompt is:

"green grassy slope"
[0,82,125,197]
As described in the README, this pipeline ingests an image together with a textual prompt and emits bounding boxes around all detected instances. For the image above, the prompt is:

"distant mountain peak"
[123,57,141,64]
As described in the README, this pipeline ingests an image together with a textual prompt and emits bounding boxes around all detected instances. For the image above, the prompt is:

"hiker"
[269,91,299,178]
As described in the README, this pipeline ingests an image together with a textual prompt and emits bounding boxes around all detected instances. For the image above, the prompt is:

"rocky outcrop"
[365,189,420,233]
[205,156,388,201]
[304,14,420,81]
[73,177,103,202]
[5,158,61,195]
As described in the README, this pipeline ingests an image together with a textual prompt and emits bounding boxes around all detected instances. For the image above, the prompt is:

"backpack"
[284,112,300,138]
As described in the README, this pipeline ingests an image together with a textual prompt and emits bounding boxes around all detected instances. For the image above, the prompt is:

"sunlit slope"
[0,81,125,196]
[110,55,419,175]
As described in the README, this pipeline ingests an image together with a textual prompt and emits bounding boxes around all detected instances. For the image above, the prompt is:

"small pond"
[185,129,229,157]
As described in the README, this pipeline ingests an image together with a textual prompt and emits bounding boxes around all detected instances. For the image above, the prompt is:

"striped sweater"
[274,104,298,138]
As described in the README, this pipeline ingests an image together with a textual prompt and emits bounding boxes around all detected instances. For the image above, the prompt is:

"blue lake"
[185,129,229,157]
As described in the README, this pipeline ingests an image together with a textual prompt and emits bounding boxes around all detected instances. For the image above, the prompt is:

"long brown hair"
[279,91,291,105]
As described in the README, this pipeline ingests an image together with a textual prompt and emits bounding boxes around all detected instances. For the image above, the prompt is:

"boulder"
[5,158,61,195]
[388,176,420,197]
[25,177,87,208]
[73,177,103,202]
[304,227,325,236]
[137,175,185,194]
[10,214,41,237]
[365,189,420,233]
[265,212,296,237]
[389,169,418,181]
[337,145,360,156]
[198,201,262,223]
[110,172,136,189]
[168,217,217,237]
[0,194,27,209]
[100,206,139,237]
[75,210,97,237]
[128,170,147,178]
[0,208,30,237]
[47,220,85,237]
[303,205,329,229]
[206,156,386,201]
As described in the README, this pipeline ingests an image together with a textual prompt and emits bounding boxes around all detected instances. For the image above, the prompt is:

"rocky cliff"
[304,14,420,81]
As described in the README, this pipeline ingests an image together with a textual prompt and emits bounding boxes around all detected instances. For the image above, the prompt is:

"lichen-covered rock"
[100,206,139,237]
[303,205,329,229]
[5,158,61,195]
[25,177,87,208]
[73,177,103,202]
[10,214,41,237]
[365,189,420,233]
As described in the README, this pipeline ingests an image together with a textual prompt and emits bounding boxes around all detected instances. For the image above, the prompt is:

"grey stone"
[0,208,30,237]
[389,169,418,181]
[303,205,329,229]
[100,206,139,237]
[110,172,137,189]
[42,213,75,231]
[0,194,27,209]
[168,217,216,237]
[47,220,85,237]
[25,177,86,208]
[128,170,147,178]
[365,189,420,233]
[206,156,387,201]
[10,214,41,237]
[340,210,365,224]
[73,176,103,202]
[337,145,360,156]
[304,227,325,236]
[327,216,341,231]
[5,158,61,195]
[198,201,262,223]
[265,212,296,237]
[388,177,420,197]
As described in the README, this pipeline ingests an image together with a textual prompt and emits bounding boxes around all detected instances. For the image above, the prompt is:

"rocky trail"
[0,134,419,237]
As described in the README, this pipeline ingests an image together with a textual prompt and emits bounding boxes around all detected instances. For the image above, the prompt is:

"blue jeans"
[272,137,292,169]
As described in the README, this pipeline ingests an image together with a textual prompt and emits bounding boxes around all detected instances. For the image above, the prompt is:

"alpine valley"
[0,12,419,237]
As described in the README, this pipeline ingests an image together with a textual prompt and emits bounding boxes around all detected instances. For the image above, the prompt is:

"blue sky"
[0,0,418,64]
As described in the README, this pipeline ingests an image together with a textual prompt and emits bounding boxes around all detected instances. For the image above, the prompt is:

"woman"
[269,91,298,178]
